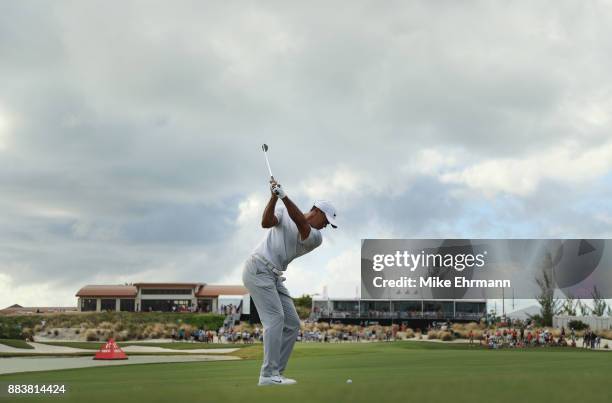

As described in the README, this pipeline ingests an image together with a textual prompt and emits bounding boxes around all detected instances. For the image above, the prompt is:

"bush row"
[0,312,225,340]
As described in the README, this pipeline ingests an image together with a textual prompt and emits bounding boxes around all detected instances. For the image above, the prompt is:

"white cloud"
[322,248,362,298]
[440,140,612,197]
[284,248,362,299]
[596,213,612,226]
[0,108,11,151]
[0,271,73,308]
[403,148,461,177]
[299,165,367,201]
[236,193,265,226]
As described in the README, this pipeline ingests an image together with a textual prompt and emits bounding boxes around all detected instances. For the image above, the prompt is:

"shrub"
[597,329,612,339]
[85,330,98,341]
[453,329,468,339]
[21,327,34,340]
[295,306,311,319]
[471,329,483,339]
[153,323,167,338]
[568,320,589,331]
[126,326,139,340]
[233,323,254,333]
[317,323,330,331]
[465,322,481,331]
[440,331,454,341]
[53,329,59,336]
[427,330,439,340]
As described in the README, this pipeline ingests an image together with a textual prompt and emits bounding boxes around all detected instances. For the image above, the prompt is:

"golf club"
[261,143,275,181]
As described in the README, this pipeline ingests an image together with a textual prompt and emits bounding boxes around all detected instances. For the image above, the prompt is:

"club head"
[262,144,268,152]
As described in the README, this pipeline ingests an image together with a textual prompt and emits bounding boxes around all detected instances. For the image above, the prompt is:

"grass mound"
[0,339,34,349]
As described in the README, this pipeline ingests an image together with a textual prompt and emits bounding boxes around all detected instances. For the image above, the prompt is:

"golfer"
[242,179,337,386]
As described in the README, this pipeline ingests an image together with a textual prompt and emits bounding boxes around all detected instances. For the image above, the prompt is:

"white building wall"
[554,315,612,331]
[242,294,250,315]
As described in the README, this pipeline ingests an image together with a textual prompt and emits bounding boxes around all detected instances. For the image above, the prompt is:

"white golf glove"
[271,183,286,199]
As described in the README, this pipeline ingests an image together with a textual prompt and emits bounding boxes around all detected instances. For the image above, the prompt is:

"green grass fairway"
[1,342,610,403]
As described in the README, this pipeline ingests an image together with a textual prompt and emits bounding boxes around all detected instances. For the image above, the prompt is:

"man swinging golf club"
[242,145,337,386]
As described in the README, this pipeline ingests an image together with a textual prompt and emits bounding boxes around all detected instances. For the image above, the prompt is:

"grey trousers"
[242,255,300,377]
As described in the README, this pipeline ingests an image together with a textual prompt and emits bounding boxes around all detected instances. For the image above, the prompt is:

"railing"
[316,311,483,321]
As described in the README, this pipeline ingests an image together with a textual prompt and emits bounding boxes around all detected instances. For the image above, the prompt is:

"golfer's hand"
[270,182,286,199]
[269,179,277,197]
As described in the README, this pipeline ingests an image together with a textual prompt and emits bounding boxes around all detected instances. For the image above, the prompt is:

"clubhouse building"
[76,283,249,313]
[311,298,487,326]
[74,282,485,326]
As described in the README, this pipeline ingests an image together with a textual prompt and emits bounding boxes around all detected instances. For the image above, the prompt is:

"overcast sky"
[1,1,612,309]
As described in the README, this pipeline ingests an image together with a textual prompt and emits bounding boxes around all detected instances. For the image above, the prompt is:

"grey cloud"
[1,1,612,305]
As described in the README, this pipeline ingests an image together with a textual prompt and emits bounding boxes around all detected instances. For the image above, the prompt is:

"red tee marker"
[93,338,128,360]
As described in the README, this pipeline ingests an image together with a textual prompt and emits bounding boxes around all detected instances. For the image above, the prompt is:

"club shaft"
[264,152,274,179]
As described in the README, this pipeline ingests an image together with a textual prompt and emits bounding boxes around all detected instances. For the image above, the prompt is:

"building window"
[456,302,486,318]
[423,301,454,318]
[358,301,392,318]
[81,298,97,311]
[198,299,213,313]
[120,299,135,312]
[101,299,116,311]
[392,301,422,318]
[332,301,359,312]
[141,299,192,312]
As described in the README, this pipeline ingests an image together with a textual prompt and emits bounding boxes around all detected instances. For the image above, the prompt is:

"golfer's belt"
[253,254,285,277]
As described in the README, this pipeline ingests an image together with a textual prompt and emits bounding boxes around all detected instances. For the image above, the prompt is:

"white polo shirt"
[252,205,322,271]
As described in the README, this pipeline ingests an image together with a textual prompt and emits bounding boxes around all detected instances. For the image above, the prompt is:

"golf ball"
[346,379,352,384]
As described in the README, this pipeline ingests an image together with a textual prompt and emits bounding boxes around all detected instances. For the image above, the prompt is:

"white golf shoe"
[257,375,296,386]
[280,376,297,385]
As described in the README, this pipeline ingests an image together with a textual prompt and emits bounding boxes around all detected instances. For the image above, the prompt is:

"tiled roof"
[76,285,138,297]
[133,283,202,288]
[75,283,247,298]
[196,285,248,297]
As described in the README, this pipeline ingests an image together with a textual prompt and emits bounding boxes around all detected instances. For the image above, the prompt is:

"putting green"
[0,342,610,403]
